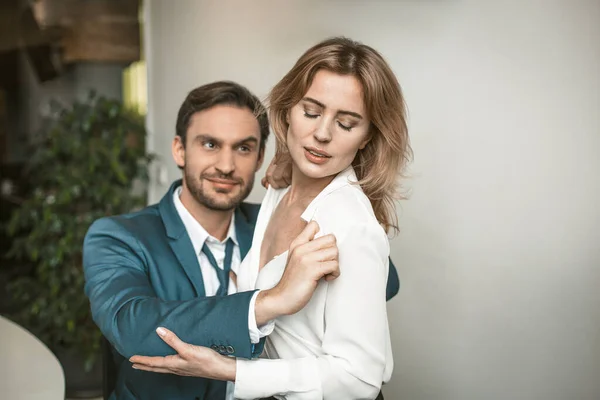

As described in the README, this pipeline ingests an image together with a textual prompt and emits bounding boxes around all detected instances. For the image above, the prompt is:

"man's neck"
[179,188,233,241]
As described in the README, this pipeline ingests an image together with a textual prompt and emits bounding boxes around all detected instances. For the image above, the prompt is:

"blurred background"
[0,1,598,400]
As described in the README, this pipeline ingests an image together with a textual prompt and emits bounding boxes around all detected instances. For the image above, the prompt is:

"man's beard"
[184,168,254,211]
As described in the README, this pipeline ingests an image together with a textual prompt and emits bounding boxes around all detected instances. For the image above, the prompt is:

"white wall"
[144,1,600,399]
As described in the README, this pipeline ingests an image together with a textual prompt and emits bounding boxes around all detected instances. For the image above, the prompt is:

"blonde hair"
[269,37,412,234]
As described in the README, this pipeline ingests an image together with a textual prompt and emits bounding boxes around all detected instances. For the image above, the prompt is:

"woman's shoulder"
[259,184,290,213]
[310,183,387,243]
[323,182,373,214]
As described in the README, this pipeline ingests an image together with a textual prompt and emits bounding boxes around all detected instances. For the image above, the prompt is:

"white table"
[0,315,65,400]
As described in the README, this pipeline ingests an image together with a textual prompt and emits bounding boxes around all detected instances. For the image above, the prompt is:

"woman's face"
[286,69,371,181]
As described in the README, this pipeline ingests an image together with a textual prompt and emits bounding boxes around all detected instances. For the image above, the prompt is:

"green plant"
[3,92,154,370]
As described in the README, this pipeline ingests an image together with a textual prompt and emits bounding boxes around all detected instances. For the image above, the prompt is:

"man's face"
[172,105,264,211]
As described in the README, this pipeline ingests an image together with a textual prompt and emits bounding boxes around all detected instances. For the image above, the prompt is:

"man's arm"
[84,218,339,360]
[386,258,400,301]
[83,217,260,359]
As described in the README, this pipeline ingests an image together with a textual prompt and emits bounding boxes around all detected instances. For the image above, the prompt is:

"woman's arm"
[234,222,391,399]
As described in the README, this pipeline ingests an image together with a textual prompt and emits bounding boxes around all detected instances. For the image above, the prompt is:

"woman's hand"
[129,327,236,381]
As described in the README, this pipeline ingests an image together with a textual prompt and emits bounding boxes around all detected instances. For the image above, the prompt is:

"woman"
[131,37,411,399]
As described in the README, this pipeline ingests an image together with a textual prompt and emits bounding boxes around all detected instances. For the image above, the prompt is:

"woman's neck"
[285,164,336,207]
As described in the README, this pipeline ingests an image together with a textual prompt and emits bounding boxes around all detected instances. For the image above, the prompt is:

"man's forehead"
[188,105,261,140]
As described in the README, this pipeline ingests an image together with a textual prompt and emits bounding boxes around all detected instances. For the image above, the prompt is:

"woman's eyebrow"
[302,97,363,119]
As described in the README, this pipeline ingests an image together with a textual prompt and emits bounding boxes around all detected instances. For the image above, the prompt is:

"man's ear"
[256,147,265,171]
[172,136,186,168]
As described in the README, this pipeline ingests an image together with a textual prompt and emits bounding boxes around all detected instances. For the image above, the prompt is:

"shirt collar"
[301,165,358,222]
[172,186,238,255]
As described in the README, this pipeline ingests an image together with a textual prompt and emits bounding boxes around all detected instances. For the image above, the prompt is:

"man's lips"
[204,177,241,190]
[205,178,239,185]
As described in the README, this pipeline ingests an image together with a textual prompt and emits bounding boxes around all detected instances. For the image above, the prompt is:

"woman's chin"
[294,160,343,181]
[290,149,349,181]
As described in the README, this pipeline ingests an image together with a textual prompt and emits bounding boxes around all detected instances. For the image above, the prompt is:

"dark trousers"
[260,392,384,400]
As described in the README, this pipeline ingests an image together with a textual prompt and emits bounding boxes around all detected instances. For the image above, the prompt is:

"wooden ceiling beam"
[32,0,140,64]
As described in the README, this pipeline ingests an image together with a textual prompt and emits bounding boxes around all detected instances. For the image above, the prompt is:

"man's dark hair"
[175,81,269,151]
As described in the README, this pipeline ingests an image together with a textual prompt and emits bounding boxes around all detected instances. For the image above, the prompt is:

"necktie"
[202,238,234,296]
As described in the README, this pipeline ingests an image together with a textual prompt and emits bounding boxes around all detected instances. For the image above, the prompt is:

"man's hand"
[255,221,340,325]
[261,152,292,189]
[129,327,236,381]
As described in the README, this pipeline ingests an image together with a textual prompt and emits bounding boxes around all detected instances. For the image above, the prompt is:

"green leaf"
[3,89,156,359]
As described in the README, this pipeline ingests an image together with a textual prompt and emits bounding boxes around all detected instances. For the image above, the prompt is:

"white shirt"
[173,187,274,400]
[234,166,394,400]
[173,187,242,296]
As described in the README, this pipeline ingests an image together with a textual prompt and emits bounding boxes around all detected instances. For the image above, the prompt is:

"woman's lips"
[303,147,331,165]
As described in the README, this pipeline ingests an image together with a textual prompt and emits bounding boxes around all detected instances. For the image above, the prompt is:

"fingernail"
[156,327,166,336]
[132,365,138,369]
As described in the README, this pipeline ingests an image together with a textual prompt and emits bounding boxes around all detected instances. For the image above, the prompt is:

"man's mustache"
[201,173,244,185]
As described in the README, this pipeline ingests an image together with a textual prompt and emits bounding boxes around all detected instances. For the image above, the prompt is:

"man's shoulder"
[238,201,261,224]
[87,203,162,237]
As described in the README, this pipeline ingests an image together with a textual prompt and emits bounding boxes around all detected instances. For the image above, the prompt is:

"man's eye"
[303,111,319,119]
[238,145,251,153]
[203,142,216,149]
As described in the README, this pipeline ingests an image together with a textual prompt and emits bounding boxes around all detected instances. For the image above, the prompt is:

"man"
[83,81,399,400]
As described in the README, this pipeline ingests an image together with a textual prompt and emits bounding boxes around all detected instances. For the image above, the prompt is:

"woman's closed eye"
[303,108,355,131]
[337,122,352,131]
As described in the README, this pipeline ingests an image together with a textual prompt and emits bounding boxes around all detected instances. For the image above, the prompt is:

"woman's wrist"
[255,288,282,326]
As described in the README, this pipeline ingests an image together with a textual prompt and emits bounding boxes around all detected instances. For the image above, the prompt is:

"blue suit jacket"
[83,180,399,400]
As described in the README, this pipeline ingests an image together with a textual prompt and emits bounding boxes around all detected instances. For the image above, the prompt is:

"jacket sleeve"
[83,217,264,359]
[386,257,400,301]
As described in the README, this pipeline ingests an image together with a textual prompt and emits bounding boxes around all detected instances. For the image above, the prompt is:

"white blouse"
[234,166,393,400]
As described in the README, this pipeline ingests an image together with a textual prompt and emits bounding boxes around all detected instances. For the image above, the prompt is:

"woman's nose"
[313,120,332,143]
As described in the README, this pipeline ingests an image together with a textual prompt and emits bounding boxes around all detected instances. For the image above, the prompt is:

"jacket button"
[226,345,234,354]
[210,344,219,351]
[219,345,227,353]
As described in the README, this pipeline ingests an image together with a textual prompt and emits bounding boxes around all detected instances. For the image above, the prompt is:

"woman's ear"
[359,133,372,150]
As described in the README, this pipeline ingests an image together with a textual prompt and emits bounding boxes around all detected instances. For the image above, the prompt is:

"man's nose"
[214,148,235,175]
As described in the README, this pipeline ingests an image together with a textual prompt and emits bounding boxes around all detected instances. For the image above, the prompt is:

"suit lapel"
[159,180,206,297]
[234,206,255,261]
